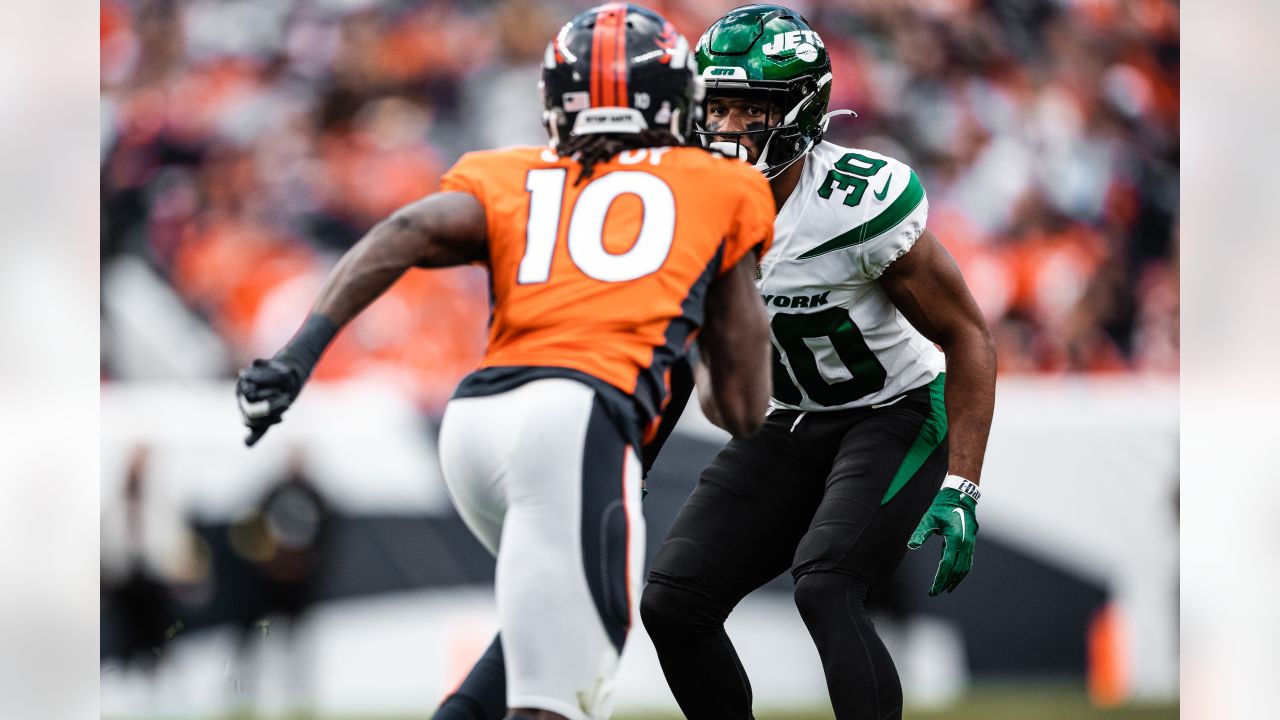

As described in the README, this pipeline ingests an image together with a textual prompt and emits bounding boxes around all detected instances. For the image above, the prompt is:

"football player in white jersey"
[638,6,997,719]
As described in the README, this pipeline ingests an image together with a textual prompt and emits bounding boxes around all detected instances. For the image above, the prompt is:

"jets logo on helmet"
[694,4,846,179]
[761,29,825,59]
[705,66,747,78]
[540,4,702,148]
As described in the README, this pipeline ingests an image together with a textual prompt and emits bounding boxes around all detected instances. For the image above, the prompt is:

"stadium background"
[99,0,1178,718]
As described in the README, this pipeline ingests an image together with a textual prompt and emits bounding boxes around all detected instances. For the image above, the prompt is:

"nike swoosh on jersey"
[952,507,966,540]
[797,170,924,259]
[873,174,893,201]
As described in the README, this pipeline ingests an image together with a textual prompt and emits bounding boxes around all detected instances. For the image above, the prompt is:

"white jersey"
[760,141,944,411]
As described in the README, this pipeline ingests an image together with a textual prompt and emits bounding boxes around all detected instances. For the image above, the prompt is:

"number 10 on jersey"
[521,168,677,284]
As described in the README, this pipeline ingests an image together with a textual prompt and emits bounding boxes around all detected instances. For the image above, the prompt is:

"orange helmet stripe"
[589,7,604,106]
[611,4,627,108]
[590,3,628,108]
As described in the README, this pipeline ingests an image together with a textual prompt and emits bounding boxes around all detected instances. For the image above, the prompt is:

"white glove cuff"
[943,474,981,503]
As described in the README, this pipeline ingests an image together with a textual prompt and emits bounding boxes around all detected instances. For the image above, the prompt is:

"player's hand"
[908,487,978,597]
[236,358,303,447]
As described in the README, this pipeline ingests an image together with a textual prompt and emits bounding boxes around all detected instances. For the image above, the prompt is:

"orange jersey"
[440,145,774,415]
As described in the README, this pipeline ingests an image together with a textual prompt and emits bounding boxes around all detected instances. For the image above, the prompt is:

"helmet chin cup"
[708,141,749,160]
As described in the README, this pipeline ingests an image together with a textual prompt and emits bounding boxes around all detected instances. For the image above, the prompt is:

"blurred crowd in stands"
[101,0,1179,411]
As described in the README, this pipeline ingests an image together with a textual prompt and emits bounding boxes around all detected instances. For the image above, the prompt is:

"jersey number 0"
[771,308,888,406]
[520,168,675,284]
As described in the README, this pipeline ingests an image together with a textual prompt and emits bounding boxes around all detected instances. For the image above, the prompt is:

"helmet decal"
[562,91,591,113]
[555,21,578,63]
[703,66,748,79]
[572,107,649,136]
[761,29,825,58]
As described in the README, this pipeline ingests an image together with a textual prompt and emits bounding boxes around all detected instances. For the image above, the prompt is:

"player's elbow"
[719,405,765,439]
[939,316,996,363]
[966,322,998,368]
[714,390,765,438]
[383,208,429,246]
[978,323,996,363]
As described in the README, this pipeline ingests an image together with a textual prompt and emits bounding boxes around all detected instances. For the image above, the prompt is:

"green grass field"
[110,681,1177,720]
[615,682,1178,720]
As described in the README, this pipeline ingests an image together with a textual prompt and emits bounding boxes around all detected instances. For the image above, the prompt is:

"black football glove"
[236,358,304,447]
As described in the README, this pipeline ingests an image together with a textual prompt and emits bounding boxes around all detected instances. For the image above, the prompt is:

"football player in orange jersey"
[235,5,776,719]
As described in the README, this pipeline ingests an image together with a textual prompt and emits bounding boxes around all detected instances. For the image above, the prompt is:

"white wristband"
[943,474,981,503]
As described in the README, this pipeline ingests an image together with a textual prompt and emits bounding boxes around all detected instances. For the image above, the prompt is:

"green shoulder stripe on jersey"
[797,170,925,260]
[881,372,947,505]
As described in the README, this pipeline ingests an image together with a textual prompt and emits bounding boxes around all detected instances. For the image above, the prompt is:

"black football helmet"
[540,4,703,147]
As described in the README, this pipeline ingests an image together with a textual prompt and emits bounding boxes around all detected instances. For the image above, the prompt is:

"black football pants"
[641,377,948,720]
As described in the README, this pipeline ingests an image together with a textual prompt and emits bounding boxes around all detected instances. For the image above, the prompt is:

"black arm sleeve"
[274,314,339,382]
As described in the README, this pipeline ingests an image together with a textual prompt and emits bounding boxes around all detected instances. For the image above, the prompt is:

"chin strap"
[544,108,562,149]
[820,108,858,133]
[752,132,777,174]
[759,138,813,179]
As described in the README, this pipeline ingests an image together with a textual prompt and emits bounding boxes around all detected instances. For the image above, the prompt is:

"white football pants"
[438,378,645,720]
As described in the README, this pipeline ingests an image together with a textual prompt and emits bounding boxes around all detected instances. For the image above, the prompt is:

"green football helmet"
[694,4,836,178]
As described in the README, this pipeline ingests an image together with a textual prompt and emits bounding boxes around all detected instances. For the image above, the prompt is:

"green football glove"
[908,476,981,597]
